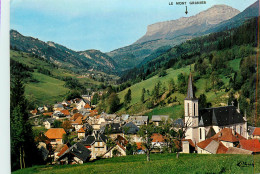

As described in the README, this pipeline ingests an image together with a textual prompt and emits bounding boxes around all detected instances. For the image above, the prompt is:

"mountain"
[78,49,117,70]
[205,0,259,33]
[10,30,118,74]
[108,5,240,70]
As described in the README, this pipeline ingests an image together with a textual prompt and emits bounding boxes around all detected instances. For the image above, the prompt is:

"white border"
[0,0,11,173]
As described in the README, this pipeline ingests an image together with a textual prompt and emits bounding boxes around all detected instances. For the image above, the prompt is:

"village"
[29,73,260,165]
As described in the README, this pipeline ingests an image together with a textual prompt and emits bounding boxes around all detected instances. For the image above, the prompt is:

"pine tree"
[141,88,145,103]
[10,76,42,171]
[124,89,132,108]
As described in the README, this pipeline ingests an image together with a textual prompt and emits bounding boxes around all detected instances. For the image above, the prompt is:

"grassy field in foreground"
[13,153,260,174]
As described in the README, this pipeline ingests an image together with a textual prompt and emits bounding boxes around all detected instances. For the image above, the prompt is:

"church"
[183,72,248,152]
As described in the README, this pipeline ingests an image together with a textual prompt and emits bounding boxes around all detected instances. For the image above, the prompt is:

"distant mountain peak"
[136,4,239,44]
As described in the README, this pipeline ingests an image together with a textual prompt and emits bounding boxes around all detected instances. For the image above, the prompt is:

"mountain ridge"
[10,30,118,74]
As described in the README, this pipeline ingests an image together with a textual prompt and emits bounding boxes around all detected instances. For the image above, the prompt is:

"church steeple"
[186,72,196,99]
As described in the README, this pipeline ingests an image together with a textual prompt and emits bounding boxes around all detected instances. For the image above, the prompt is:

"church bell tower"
[184,72,199,143]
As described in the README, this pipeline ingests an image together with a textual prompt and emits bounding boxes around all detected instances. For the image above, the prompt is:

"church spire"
[186,72,196,99]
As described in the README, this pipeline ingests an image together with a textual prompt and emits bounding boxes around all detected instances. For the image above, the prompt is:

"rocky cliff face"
[136,5,240,44]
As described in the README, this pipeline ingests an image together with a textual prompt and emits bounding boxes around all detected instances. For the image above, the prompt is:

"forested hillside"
[98,17,259,126]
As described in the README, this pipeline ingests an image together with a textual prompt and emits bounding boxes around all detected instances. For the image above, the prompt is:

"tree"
[198,94,207,109]
[53,120,62,128]
[141,88,145,103]
[158,69,167,77]
[138,124,155,161]
[107,93,120,113]
[62,120,72,131]
[10,77,42,171]
[91,93,99,105]
[124,89,132,108]
[66,90,81,100]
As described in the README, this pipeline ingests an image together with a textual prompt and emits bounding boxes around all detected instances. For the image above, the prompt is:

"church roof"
[185,73,196,100]
[198,106,245,127]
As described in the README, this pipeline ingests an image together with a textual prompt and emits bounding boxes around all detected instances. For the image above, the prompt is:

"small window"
[200,128,202,139]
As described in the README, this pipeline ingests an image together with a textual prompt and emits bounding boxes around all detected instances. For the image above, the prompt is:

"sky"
[11,0,257,52]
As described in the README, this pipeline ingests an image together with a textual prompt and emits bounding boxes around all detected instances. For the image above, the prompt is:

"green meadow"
[118,58,241,118]
[13,153,259,174]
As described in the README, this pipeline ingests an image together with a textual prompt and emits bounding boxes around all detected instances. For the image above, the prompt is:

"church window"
[194,103,196,116]
[187,103,190,116]
[200,128,202,139]
[240,126,242,135]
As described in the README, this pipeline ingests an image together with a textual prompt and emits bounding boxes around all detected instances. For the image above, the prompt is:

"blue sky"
[11,0,257,52]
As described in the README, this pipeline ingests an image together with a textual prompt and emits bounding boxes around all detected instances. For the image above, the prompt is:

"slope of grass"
[118,65,192,105]
[25,72,69,105]
[145,105,183,120]
[13,153,260,174]
[118,58,241,118]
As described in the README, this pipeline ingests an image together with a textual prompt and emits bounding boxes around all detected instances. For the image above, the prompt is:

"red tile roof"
[211,128,246,142]
[216,142,228,154]
[253,128,260,136]
[43,112,53,116]
[31,109,37,114]
[182,139,195,147]
[45,128,66,139]
[239,139,260,152]
[78,127,85,133]
[197,139,228,154]
[151,133,166,142]
[84,103,91,109]
[72,117,83,125]
[57,144,69,156]
[61,110,70,116]
[70,113,83,121]
[136,142,145,150]
[197,139,213,149]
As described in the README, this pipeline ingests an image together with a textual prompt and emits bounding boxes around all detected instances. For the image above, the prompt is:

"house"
[81,134,108,160]
[101,123,123,139]
[195,128,245,154]
[71,116,83,131]
[123,122,142,142]
[103,143,126,158]
[43,112,53,117]
[58,142,91,164]
[239,139,260,153]
[38,107,45,113]
[128,116,148,127]
[43,105,50,111]
[251,127,260,139]
[30,109,37,116]
[151,115,169,126]
[197,139,228,154]
[121,114,129,122]
[84,103,92,111]
[43,118,55,129]
[78,127,86,139]
[53,104,64,111]
[76,99,87,110]
[54,144,69,161]
[151,133,167,153]
[182,139,196,153]
[135,142,146,154]
[52,111,65,120]
[45,128,66,146]
[184,72,247,146]
[60,110,70,117]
